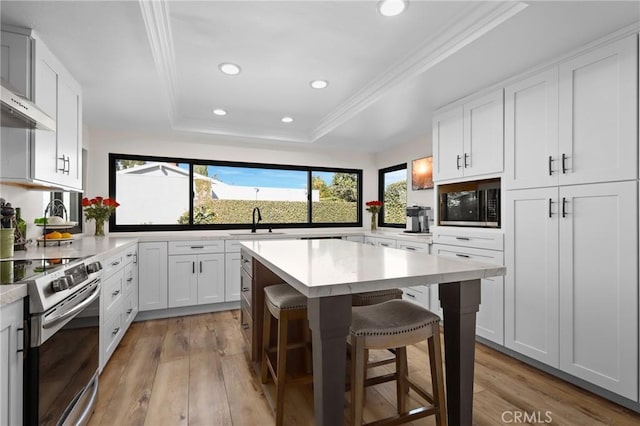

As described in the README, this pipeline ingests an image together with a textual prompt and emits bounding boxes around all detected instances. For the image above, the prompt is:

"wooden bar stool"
[348,299,447,426]
[261,283,312,426]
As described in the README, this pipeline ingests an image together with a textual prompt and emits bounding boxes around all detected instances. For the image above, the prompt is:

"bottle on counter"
[15,207,27,251]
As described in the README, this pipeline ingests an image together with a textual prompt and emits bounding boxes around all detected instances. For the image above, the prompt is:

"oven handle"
[42,282,101,330]
[75,374,99,426]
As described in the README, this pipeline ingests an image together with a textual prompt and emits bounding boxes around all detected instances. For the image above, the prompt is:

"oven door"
[25,280,101,426]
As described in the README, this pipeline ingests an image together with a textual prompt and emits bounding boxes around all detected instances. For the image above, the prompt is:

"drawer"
[102,252,125,279]
[402,286,429,307]
[168,240,224,255]
[103,270,124,317]
[240,306,253,346]
[122,291,138,327]
[102,311,124,362]
[432,227,503,251]
[241,267,252,307]
[432,244,503,266]
[225,240,242,253]
[375,237,397,248]
[241,251,253,276]
[397,241,429,253]
[123,262,137,295]
[123,245,137,265]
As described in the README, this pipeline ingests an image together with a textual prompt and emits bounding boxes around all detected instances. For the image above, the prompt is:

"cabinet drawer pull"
[126,277,133,282]
[127,253,133,257]
[562,197,568,218]
[561,153,568,174]
[192,262,195,274]
[380,243,389,247]
[548,198,554,218]
[16,328,24,354]
[190,245,204,249]
[111,261,120,266]
[126,308,133,315]
[242,287,250,292]
[456,154,461,170]
[406,293,416,298]
[112,327,120,336]
[455,237,470,241]
[242,258,250,264]
[200,261,203,273]
[112,289,120,297]
[464,153,469,168]
[455,253,471,258]
[404,247,416,251]
[548,156,554,175]
[242,323,250,330]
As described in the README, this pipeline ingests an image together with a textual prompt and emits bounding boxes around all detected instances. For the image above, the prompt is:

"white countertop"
[240,239,505,298]
[2,236,138,261]
[0,284,27,307]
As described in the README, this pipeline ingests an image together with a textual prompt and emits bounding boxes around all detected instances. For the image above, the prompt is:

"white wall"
[0,185,49,241]
[85,128,378,231]
[374,134,436,215]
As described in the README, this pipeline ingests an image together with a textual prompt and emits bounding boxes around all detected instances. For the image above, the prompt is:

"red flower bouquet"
[82,196,120,236]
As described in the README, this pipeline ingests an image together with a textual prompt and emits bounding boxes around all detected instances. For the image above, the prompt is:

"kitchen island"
[240,238,506,426]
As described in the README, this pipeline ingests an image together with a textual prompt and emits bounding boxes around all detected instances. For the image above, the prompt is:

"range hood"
[1,80,56,132]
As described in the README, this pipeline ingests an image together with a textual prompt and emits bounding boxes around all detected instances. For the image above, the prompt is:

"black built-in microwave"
[438,179,500,228]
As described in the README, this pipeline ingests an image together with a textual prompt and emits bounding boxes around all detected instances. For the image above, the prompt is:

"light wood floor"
[87,311,640,426]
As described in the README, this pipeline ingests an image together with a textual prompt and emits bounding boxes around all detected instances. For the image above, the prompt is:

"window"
[378,163,407,228]
[109,154,362,231]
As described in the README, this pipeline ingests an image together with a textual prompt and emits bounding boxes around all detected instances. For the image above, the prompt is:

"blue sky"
[385,168,407,186]
[188,164,337,189]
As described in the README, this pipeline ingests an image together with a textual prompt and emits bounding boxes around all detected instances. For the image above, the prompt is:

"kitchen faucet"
[251,207,262,233]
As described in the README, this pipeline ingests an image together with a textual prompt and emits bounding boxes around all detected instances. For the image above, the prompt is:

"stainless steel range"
[1,257,102,426]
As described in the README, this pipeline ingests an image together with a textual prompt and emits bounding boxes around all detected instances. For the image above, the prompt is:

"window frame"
[108,153,363,232]
[377,163,407,229]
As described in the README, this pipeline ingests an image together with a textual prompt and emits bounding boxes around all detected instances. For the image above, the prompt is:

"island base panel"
[439,279,481,426]
[308,295,352,426]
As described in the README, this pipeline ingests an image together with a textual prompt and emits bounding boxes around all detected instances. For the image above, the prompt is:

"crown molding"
[172,118,312,144]
[139,0,179,124]
[310,1,528,142]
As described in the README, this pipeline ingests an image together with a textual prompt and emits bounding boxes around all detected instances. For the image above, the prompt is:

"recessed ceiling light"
[219,63,241,75]
[310,80,329,89]
[377,0,408,17]
[213,109,227,116]
[281,116,294,123]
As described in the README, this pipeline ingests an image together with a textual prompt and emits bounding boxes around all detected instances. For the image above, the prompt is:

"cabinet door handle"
[192,262,195,274]
[562,197,568,218]
[548,156,554,175]
[64,156,71,174]
[112,327,120,336]
[58,156,66,172]
[464,153,469,168]
[190,245,204,249]
[16,328,24,354]
[242,323,250,330]
[112,289,120,297]
[548,198,554,218]
[456,155,461,170]
[561,153,568,174]
[455,253,471,258]
[199,261,203,273]
[455,237,470,241]
[134,253,138,264]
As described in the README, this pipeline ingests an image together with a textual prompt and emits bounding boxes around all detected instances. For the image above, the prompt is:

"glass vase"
[94,219,105,236]
[370,213,377,231]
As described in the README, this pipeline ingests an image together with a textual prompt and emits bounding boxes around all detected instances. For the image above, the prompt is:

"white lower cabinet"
[0,298,24,426]
[225,252,241,302]
[402,286,429,307]
[138,242,168,311]
[432,243,504,344]
[505,181,638,399]
[100,243,139,370]
[168,253,225,307]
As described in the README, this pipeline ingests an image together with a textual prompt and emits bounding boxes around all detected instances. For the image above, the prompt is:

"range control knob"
[86,262,102,274]
[51,276,71,292]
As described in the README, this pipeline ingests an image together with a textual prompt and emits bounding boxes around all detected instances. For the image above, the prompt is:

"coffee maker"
[405,205,431,233]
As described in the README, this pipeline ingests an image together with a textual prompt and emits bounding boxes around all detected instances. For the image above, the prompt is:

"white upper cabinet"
[504,68,559,190]
[433,90,504,182]
[0,28,82,191]
[558,35,638,185]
